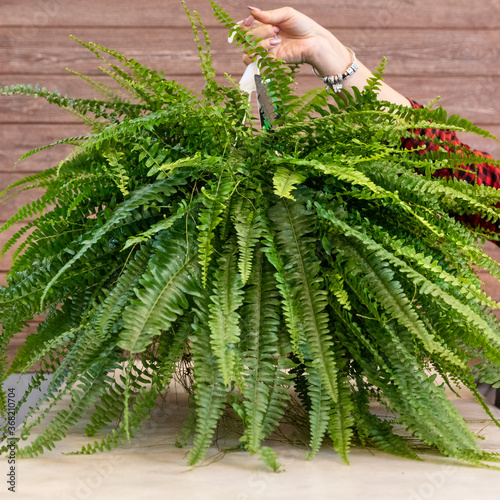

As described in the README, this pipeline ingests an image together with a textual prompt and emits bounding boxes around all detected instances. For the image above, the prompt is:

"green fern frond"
[208,238,245,387]
[239,247,290,456]
[95,240,154,338]
[197,171,234,286]
[272,166,307,201]
[365,57,387,93]
[188,289,227,466]
[328,351,354,464]
[17,351,120,458]
[269,198,339,403]
[261,215,304,361]
[234,204,264,284]
[305,364,331,460]
[317,205,474,368]
[123,199,200,249]
[117,225,199,354]
[353,380,419,460]
[40,175,186,307]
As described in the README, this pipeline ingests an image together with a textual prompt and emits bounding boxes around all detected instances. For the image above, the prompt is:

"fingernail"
[273,26,280,33]
[269,38,282,46]
[244,15,254,26]
[247,6,261,11]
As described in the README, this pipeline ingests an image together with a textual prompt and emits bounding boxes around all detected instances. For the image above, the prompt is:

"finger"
[243,14,256,27]
[242,53,253,66]
[242,36,282,64]
[247,6,295,26]
[230,16,263,44]
[242,34,281,53]
[236,14,258,29]
[246,23,279,41]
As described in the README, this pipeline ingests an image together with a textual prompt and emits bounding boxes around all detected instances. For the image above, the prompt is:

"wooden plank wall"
[1,0,499,365]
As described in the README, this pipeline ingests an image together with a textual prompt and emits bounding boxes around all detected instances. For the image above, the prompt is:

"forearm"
[344,61,410,107]
[308,30,411,107]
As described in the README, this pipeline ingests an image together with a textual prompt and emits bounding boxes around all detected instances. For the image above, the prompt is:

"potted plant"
[1,1,500,472]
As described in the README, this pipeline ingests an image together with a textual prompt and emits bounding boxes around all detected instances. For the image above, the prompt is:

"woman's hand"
[240,6,351,78]
[239,6,410,107]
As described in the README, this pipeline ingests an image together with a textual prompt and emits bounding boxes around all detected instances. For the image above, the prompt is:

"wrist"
[307,30,352,77]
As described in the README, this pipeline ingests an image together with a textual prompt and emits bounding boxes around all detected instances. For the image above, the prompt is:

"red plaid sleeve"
[401,98,500,243]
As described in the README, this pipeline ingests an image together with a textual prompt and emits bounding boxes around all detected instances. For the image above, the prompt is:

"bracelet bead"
[312,47,358,93]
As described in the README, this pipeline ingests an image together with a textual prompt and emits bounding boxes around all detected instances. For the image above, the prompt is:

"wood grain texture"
[1,27,499,77]
[479,242,500,314]
[0,123,86,173]
[1,0,499,29]
[0,172,49,222]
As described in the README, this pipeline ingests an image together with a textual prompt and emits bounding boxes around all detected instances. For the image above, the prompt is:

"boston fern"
[1,1,500,471]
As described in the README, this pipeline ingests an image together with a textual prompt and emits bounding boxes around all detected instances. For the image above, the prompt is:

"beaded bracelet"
[312,47,359,93]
